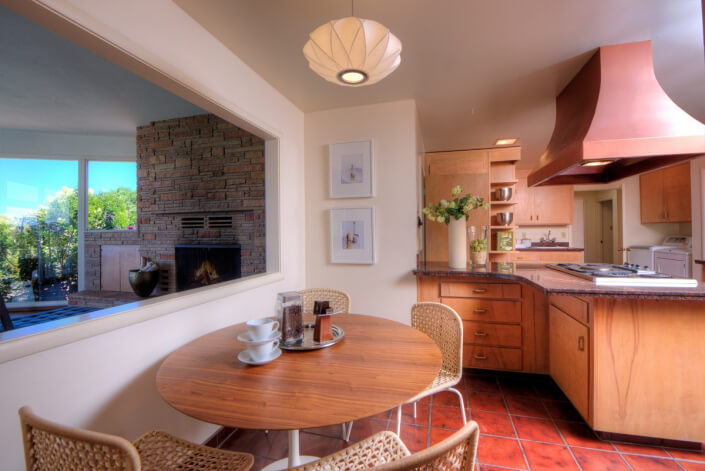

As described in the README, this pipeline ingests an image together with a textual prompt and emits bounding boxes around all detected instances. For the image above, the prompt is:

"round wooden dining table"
[156,313,442,470]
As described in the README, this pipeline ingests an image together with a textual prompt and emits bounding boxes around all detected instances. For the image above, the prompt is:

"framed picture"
[330,207,375,264]
[329,139,373,198]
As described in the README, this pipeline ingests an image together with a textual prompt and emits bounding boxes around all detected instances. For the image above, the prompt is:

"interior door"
[600,200,614,264]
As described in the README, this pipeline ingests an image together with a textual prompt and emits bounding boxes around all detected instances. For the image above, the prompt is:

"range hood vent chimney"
[529,41,704,187]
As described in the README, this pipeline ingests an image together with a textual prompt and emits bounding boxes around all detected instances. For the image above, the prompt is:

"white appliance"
[628,236,692,276]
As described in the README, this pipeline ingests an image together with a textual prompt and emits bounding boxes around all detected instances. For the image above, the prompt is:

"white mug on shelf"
[247,338,280,361]
[246,318,280,341]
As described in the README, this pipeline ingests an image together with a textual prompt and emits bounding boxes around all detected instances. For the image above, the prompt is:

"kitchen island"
[415,262,705,444]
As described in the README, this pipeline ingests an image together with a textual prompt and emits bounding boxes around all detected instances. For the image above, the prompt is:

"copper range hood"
[528,41,704,187]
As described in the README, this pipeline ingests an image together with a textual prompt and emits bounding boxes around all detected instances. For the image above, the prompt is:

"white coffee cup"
[246,318,280,341]
[247,339,280,362]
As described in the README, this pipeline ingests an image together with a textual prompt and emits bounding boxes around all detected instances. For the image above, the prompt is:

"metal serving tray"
[280,323,345,351]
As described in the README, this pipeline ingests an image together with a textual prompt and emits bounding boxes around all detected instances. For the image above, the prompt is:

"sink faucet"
[541,230,555,243]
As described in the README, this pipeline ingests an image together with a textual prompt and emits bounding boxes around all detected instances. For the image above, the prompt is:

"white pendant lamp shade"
[303,17,402,86]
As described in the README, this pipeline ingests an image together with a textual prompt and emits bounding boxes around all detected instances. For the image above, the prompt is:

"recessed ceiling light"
[495,138,518,146]
[581,159,614,167]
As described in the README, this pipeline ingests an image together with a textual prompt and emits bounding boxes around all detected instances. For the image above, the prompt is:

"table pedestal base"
[260,430,319,471]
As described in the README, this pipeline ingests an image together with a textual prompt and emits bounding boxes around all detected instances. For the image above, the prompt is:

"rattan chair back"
[19,406,141,471]
[375,420,479,471]
[411,302,463,379]
[299,288,351,314]
[289,420,479,471]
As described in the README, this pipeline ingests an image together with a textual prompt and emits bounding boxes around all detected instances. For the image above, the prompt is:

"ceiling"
[0,5,204,136]
[175,0,705,169]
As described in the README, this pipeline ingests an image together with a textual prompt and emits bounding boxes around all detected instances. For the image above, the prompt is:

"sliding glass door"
[0,159,78,303]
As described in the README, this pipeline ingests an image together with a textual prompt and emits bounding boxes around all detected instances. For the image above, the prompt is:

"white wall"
[0,1,305,469]
[690,156,704,282]
[304,100,420,324]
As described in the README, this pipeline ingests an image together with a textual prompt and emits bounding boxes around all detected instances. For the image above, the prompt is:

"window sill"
[0,271,283,364]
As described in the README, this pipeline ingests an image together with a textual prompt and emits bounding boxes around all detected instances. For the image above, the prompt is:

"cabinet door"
[663,163,691,222]
[514,176,534,225]
[549,305,589,420]
[640,169,666,223]
[423,151,489,262]
[533,185,574,225]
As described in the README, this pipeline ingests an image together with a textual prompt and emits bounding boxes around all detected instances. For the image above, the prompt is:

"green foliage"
[1,186,136,300]
[422,185,488,224]
[88,187,137,230]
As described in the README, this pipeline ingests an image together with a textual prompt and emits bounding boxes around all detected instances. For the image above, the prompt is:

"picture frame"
[329,139,373,198]
[330,207,375,264]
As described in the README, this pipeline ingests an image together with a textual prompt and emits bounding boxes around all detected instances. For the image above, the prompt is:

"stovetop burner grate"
[557,263,637,277]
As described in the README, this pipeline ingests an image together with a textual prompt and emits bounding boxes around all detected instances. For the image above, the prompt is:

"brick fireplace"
[83,113,265,296]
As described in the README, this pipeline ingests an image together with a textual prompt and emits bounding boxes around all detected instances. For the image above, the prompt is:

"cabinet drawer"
[464,321,521,347]
[442,298,521,323]
[440,281,521,299]
[463,345,522,370]
[550,296,589,325]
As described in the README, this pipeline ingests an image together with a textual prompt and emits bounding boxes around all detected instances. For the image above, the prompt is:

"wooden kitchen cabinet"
[417,275,547,373]
[639,162,691,223]
[509,250,583,263]
[423,150,490,263]
[549,301,590,421]
[515,170,574,225]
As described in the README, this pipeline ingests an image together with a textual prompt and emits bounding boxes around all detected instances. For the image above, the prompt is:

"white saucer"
[237,331,279,344]
[238,347,282,365]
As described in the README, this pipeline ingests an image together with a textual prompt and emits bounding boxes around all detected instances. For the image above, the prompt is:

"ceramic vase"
[448,217,467,269]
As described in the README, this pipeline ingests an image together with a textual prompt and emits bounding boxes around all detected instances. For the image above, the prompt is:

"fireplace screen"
[175,245,241,291]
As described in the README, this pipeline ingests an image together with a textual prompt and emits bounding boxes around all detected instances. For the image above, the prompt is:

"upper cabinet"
[515,170,574,225]
[639,162,691,223]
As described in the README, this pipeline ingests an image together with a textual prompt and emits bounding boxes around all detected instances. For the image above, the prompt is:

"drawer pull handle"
[473,354,488,360]
[578,336,585,351]
[473,289,487,294]
[473,309,487,314]
[474,331,488,337]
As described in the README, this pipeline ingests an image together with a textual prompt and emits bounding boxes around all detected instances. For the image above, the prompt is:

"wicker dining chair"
[299,288,351,314]
[299,288,352,439]
[18,406,254,471]
[289,420,479,471]
[395,302,466,435]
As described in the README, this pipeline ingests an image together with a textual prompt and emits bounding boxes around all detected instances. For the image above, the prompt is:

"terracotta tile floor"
[219,369,705,470]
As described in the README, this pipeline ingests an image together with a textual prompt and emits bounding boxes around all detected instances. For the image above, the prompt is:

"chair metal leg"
[396,405,402,435]
[413,401,417,418]
[448,387,467,424]
[341,421,353,441]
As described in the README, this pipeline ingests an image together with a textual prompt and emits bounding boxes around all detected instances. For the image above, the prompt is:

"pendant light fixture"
[302,1,402,87]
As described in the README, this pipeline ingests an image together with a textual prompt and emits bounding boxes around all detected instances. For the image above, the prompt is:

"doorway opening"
[574,190,622,264]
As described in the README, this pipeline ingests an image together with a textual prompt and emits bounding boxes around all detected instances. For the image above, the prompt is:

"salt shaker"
[277,291,303,345]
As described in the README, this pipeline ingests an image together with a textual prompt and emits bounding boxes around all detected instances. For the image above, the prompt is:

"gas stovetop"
[548,263,698,287]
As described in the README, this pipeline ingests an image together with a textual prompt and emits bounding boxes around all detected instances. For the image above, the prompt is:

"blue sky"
[0,159,136,221]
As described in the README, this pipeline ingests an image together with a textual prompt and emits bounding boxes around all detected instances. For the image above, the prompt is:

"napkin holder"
[313,300,333,342]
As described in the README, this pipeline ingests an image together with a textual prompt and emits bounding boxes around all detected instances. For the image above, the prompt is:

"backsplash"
[516,225,572,246]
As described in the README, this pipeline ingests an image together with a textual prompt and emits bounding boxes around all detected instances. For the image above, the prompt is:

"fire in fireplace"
[175,245,241,291]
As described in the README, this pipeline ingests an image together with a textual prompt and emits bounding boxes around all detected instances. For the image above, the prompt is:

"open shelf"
[491,225,518,230]
[490,200,518,206]
[490,179,518,186]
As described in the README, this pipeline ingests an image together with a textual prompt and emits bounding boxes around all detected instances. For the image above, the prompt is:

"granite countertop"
[414,262,705,300]
[516,247,584,252]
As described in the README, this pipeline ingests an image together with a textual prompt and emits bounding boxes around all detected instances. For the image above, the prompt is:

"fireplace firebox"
[175,245,241,291]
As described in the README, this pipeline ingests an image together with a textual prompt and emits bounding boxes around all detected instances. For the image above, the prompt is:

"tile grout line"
[498,377,532,471]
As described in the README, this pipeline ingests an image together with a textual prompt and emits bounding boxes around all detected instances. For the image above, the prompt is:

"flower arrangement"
[422,185,488,223]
